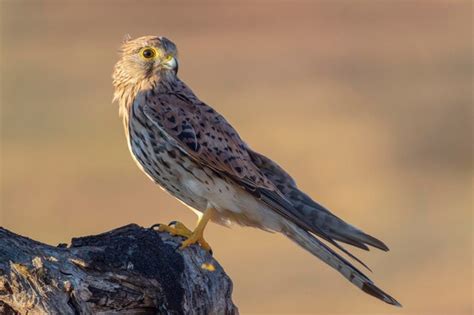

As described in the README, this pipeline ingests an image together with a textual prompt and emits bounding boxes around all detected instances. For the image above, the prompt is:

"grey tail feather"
[328,226,390,252]
[285,223,401,307]
[304,199,390,251]
[311,211,390,251]
[360,232,389,251]
[332,234,370,251]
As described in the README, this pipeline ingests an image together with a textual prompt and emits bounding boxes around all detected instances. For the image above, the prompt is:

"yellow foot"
[151,222,212,254]
[180,231,212,253]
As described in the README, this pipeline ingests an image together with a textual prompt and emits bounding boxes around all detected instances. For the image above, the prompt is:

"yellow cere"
[201,262,216,272]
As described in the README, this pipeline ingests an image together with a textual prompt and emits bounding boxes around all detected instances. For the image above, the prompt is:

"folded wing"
[139,85,398,305]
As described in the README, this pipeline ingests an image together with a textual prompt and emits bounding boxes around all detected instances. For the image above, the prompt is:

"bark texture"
[0,224,237,315]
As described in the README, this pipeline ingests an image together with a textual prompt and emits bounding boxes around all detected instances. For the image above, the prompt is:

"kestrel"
[112,35,400,306]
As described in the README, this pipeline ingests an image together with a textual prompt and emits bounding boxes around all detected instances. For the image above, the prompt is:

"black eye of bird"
[142,48,156,59]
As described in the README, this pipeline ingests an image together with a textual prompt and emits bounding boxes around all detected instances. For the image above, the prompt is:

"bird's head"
[113,35,179,87]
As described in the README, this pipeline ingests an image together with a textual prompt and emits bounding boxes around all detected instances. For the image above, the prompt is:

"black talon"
[209,249,213,256]
[150,223,161,230]
[168,221,178,227]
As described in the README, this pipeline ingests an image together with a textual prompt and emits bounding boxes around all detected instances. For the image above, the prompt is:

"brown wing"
[141,87,274,190]
[141,86,313,213]
[141,83,370,268]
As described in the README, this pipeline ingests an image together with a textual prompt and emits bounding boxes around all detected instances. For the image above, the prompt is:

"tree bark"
[0,224,238,315]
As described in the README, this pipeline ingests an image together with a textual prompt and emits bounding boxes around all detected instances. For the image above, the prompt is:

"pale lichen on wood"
[0,224,237,315]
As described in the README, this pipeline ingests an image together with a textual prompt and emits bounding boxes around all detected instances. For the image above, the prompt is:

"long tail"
[316,210,389,251]
[284,223,401,306]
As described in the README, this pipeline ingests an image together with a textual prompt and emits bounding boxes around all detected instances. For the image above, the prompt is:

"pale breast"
[127,102,209,212]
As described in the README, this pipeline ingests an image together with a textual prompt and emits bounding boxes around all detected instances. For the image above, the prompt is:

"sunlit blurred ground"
[1,1,472,314]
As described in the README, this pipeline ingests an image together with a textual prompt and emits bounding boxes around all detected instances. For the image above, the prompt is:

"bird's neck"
[114,72,179,130]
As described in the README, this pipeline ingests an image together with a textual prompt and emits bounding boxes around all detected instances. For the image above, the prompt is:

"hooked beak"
[163,56,179,75]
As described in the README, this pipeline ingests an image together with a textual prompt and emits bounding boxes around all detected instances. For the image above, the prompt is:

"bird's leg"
[180,208,214,252]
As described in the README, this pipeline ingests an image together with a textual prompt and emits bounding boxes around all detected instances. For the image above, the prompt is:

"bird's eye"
[141,47,156,59]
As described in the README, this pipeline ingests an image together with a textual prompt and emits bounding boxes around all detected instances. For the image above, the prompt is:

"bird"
[112,35,401,307]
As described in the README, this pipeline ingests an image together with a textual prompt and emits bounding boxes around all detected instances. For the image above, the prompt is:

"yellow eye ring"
[140,47,157,59]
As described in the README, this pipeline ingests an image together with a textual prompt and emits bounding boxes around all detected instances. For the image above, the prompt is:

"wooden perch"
[0,224,238,315]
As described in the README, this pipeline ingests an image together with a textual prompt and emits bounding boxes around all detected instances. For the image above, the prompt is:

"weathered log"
[0,224,238,315]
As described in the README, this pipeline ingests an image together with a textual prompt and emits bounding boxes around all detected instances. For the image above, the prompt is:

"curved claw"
[150,216,213,254]
[149,223,162,230]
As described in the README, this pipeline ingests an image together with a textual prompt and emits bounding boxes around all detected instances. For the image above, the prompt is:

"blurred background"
[1,1,472,314]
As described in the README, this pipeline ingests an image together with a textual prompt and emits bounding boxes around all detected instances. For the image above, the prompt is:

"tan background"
[1,1,472,314]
